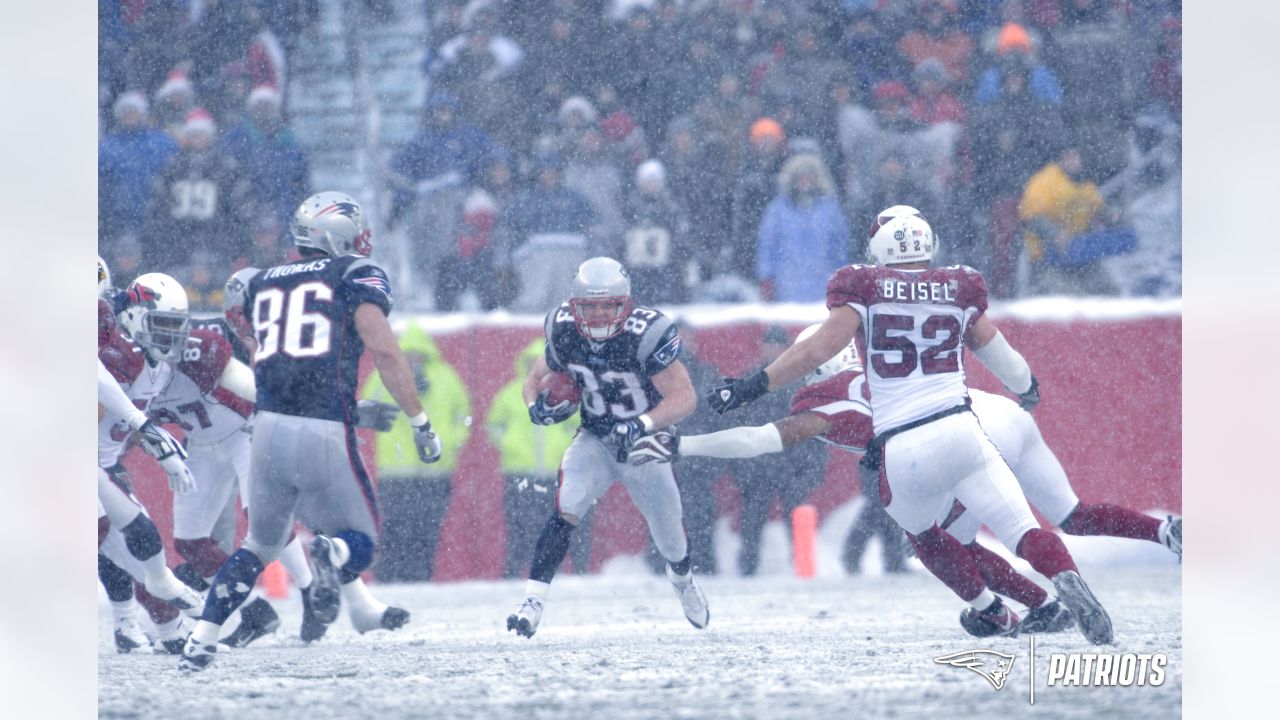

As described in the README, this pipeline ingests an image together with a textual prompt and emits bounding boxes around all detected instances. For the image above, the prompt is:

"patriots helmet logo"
[933,649,1016,690]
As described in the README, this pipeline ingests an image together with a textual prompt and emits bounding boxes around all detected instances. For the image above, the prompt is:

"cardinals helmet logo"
[934,649,1016,690]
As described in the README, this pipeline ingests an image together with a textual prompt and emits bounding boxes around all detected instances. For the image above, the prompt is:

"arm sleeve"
[972,330,1033,395]
[681,424,784,459]
[98,359,147,430]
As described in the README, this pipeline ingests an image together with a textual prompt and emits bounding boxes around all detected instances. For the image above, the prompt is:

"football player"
[708,210,1114,644]
[506,257,708,638]
[181,191,442,672]
[634,324,1181,637]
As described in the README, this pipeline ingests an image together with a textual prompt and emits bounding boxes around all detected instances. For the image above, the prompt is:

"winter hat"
[636,159,666,187]
[995,23,1033,56]
[246,84,282,109]
[183,108,217,138]
[113,91,149,119]
[156,71,195,102]
[749,117,785,144]
[558,95,598,126]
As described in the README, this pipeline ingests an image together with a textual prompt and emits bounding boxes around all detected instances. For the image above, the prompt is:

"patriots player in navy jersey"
[181,192,444,672]
[506,257,709,638]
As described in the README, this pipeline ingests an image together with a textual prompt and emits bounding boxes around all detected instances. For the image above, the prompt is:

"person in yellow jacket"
[361,322,471,582]
[1019,146,1135,295]
[486,339,593,579]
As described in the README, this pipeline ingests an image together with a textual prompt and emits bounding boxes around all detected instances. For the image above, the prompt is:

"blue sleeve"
[343,259,394,315]
[974,68,999,105]
[756,201,780,280]
[1031,66,1063,106]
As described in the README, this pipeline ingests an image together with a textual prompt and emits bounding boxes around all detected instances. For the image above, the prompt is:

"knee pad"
[335,530,376,574]
[97,554,135,602]
[122,515,163,561]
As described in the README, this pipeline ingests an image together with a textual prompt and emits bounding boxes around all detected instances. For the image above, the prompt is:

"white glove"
[137,419,188,462]
[159,454,197,494]
[629,432,680,466]
[412,418,443,464]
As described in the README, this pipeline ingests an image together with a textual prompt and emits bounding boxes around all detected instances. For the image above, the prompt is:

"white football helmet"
[796,323,862,385]
[568,257,633,340]
[118,272,191,362]
[868,204,923,239]
[868,213,936,266]
[290,191,373,257]
[97,255,112,299]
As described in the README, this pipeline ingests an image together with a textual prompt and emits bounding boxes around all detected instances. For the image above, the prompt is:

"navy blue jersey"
[190,316,253,365]
[245,254,393,422]
[544,302,681,439]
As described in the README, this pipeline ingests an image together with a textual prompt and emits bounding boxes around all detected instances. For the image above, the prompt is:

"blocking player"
[708,210,1114,644]
[506,257,708,638]
[181,191,442,672]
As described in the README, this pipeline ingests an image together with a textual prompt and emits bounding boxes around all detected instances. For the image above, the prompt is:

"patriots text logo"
[934,649,1016,690]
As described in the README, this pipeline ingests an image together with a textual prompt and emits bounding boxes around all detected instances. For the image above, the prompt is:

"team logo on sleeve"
[652,335,681,366]
[352,274,391,298]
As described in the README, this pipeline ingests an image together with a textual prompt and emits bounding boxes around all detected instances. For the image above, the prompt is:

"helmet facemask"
[133,309,191,361]
[570,296,632,341]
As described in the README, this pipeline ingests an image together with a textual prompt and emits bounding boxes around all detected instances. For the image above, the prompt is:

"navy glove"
[613,418,648,463]
[707,371,770,414]
[1017,375,1041,412]
[528,392,576,426]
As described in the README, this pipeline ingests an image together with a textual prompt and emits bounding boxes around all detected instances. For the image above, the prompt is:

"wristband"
[639,414,654,433]
[409,412,430,428]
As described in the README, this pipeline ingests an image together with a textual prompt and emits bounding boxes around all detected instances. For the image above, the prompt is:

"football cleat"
[1159,516,1182,560]
[299,584,332,643]
[1053,571,1113,645]
[961,597,1020,638]
[144,572,205,618]
[1018,599,1075,634]
[666,564,710,629]
[219,597,281,649]
[352,606,411,634]
[173,562,210,592]
[178,635,218,673]
[506,596,544,639]
[308,536,344,625]
[153,616,191,655]
[114,616,153,654]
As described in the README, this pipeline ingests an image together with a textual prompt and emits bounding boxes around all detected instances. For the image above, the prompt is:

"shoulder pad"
[178,329,234,394]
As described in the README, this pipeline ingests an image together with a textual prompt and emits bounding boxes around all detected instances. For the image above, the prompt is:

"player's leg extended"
[623,457,709,629]
[97,467,202,615]
[509,433,615,638]
[883,417,1019,635]
[99,552,150,654]
[99,535,188,653]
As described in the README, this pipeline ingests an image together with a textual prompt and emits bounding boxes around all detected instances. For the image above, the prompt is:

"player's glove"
[629,431,680,466]
[137,419,188,462]
[355,400,400,432]
[1016,375,1041,412]
[528,392,576,426]
[707,371,770,415]
[411,417,443,464]
[159,454,197,494]
[613,418,649,463]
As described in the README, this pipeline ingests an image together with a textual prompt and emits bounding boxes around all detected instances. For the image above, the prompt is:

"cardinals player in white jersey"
[636,323,1180,637]
[708,208,1114,644]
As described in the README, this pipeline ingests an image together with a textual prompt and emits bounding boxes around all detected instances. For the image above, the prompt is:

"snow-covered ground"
[99,508,1181,720]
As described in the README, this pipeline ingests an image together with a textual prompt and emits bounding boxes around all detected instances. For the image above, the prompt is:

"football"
[539,371,581,406]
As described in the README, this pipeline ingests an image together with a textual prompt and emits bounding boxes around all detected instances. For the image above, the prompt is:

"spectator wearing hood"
[100,91,179,263]
[486,339,589,579]
[219,85,311,229]
[361,323,471,583]
[756,153,851,303]
[619,159,693,305]
[973,23,1063,106]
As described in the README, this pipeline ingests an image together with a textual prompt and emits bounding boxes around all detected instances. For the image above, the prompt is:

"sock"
[278,534,314,590]
[135,582,180,625]
[908,527,988,603]
[109,599,138,623]
[341,577,388,618]
[153,615,183,637]
[174,537,230,580]
[968,589,998,612]
[1060,503,1162,543]
[334,530,375,573]
[201,548,265,628]
[668,554,692,583]
[524,579,550,601]
[191,619,222,647]
[98,554,135,602]
[1015,529,1078,580]
[528,516,575,585]
[968,542,1049,609]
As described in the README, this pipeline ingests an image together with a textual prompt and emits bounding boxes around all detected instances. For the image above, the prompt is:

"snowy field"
[99,509,1181,720]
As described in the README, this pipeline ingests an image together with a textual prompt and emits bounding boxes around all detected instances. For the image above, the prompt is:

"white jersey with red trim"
[146,329,253,446]
[788,369,874,453]
[826,264,989,435]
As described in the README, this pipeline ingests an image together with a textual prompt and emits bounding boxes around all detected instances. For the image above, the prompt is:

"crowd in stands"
[100,0,1182,310]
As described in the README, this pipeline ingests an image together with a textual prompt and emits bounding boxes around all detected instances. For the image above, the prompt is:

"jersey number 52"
[869,313,961,378]
[253,281,333,360]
